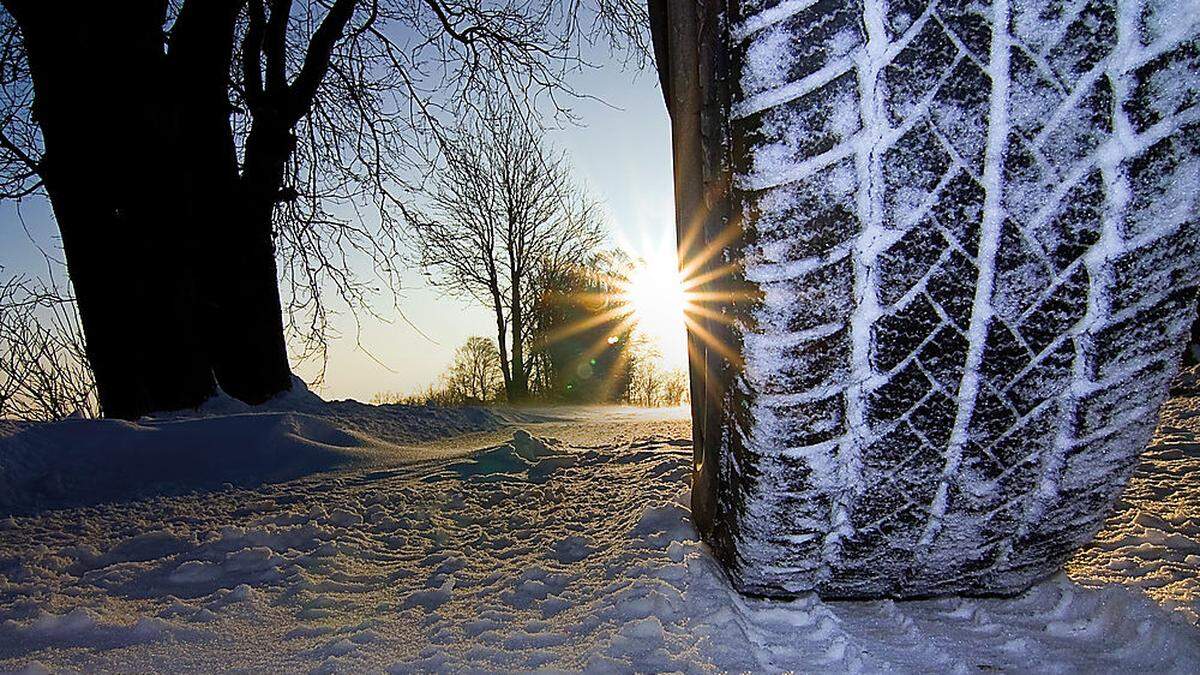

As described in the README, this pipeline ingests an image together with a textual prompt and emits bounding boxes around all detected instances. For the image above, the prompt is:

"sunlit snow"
[0,394,1197,672]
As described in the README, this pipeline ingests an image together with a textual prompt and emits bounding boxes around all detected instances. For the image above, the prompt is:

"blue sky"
[0,58,676,402]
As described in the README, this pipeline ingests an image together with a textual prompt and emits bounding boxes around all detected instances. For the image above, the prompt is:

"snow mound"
[0,384,526,515]
[439,430,576,484]
[0,608,207,652]
[0,412,384,514]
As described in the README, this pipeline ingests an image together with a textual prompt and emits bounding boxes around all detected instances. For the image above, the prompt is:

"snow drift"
[0,379,540,515]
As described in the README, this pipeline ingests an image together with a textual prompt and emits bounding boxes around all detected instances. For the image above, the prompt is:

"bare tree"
[626,338,663,406]
[661,367,687,406]
[369,390,405,405]
[527,248,633,402]
[445,335,502,402]
[628,357,661,407]
[408,111,604,401]
[0,0,647,418]
[371,337,499,406]
[0,269,97,420]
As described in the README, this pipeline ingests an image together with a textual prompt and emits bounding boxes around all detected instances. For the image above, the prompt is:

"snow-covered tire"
[670,0,1200,598]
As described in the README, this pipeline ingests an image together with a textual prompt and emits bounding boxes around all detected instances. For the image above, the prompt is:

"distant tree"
[628,359,660,406]
[372,383,458,407]
[400,383,462,407]
[369,390,405,406]
[627,339,664,406]
[408,110,605,402]
[530,249,634,402]
[0,0,648,418]
[661,368,688,407]
[445,336,502,403]
[371,337,500,407]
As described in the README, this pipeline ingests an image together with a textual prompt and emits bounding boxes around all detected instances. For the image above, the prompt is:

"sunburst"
[533,203,749,402]
[613,215,748,374]
[619,246,692,367]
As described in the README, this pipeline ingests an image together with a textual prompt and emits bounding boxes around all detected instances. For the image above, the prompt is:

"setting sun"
[619,240,691,369]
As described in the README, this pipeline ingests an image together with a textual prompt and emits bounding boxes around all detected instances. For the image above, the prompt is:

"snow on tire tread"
[724,0,1200,597]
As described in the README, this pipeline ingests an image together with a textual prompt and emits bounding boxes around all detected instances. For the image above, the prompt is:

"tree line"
[374,334,689,408]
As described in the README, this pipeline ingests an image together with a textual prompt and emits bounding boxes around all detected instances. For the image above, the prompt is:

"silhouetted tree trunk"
[205,200,293,404]
[14,2,218,419]
[1,0,346,416]
[172,0,294,405]
[509,282,529,401]
[204,118,294,404]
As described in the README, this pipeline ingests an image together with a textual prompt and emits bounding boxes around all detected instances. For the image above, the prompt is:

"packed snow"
[0,392,1197,672]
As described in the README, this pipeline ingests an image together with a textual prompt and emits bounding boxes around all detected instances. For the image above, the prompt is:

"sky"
[0,56,679,403]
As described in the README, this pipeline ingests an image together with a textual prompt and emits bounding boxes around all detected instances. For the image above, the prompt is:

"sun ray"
[537,304,635,347]
[680,262,740,291]
[682,314,744,368]
[677,218,743,282]
[684,302,740,326]
[609,200,748,377]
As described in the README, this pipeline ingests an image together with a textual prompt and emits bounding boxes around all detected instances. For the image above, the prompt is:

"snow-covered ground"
[1067,396,1200,626]
[0,393,1197,672]
[0,381,550,516]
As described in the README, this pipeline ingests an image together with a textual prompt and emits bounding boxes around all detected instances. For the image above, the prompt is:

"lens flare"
[534,204,746,402]
[621,254,689,366]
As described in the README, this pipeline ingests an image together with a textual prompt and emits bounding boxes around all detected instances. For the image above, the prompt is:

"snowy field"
[1,392,1198,672]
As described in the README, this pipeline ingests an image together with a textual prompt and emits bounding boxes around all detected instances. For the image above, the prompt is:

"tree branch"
[242,0,267,110]
[286,0,356,123]
[0,125,37,174]
[264,0,293,96]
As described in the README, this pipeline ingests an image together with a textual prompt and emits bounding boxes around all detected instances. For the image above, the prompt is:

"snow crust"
[1,406,1198,672]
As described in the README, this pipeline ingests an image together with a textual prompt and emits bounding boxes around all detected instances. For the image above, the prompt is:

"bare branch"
[0,266,98,421]
[0,124,34,172]
[242,0,267,109]
[287,0,356,122]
